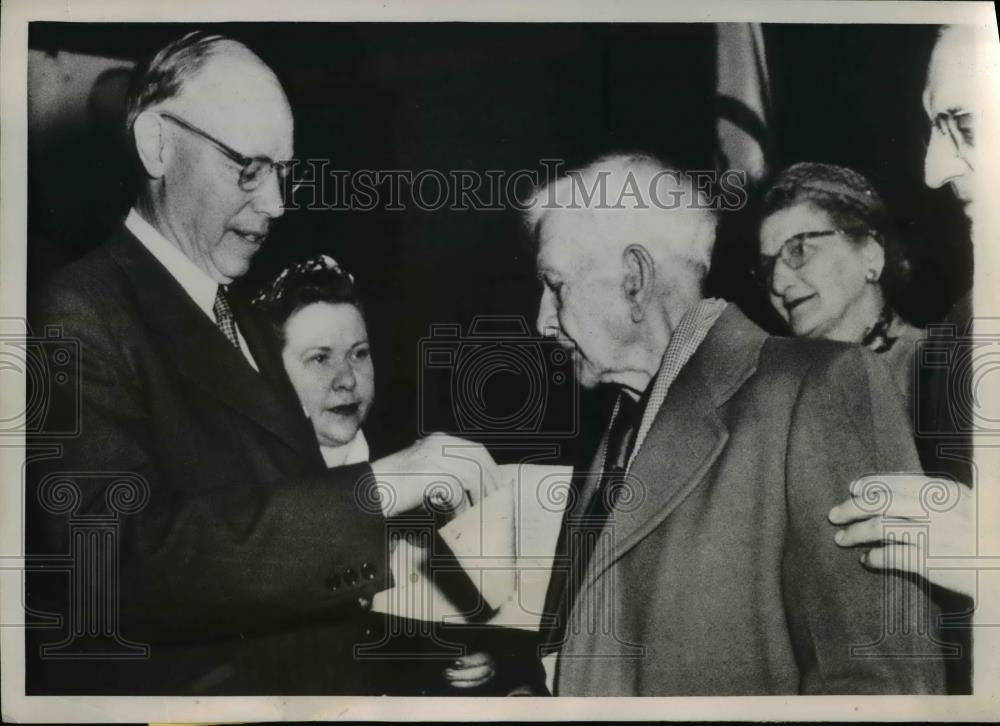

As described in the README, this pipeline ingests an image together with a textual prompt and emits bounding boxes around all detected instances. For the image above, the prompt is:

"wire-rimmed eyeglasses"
[753,228,869,288]
[157,111,296,194]
[929,110,974,169]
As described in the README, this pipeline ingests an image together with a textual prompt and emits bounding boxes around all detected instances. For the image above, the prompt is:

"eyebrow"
[302,339,370,352]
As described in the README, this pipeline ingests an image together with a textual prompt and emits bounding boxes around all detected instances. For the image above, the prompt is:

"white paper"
[373,463,572,631]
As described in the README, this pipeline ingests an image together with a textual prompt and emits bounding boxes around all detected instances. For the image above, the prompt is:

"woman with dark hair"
[254,255,496,693]
[255,255,375,467]
[755,162,923,406]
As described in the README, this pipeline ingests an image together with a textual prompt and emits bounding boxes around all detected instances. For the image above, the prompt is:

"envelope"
[372,463,572,631]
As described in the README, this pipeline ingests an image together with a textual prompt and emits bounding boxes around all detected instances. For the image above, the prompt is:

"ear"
[622,244,656,323]
[860,237,886,281]
[132,111,168,179]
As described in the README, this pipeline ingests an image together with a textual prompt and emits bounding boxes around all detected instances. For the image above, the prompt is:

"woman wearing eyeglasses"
[756,162,977,694]
[755,162,923,408]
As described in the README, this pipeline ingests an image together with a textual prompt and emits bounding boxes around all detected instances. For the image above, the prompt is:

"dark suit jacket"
[26,224,393,695]
[912,290,975,694]
[915,290,973,486]
[544,305,947,695]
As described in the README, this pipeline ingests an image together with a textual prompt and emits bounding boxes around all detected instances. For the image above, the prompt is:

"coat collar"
[104,224,321,464]
[577,304,768,592]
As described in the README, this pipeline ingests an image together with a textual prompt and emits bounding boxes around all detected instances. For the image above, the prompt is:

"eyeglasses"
[157,111,296,194]
[753,228,866,287]
[930,110,975,167]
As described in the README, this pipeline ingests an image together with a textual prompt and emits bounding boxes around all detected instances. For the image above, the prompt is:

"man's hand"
[369,434,502,517]
[828,474,976,599]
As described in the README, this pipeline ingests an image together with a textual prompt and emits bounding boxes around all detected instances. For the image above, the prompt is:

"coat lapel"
[583,365,728,591]
[106,226,320,463]
[576,306,765,595]
[574,422,614,516]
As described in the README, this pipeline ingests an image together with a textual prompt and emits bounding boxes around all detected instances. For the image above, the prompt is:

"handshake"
[369,434,502,518]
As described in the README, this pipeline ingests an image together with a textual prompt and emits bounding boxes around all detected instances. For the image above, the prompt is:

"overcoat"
[546,306,947,695]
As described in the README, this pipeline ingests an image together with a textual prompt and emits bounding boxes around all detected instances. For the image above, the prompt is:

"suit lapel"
[106,227,320,463]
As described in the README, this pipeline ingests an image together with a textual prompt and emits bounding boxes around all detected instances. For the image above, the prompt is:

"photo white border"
[3,0,999,721]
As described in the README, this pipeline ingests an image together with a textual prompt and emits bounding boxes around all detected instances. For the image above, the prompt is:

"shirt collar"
[607,297,728,473]
[125,208,219,320]
[320,430,370,468]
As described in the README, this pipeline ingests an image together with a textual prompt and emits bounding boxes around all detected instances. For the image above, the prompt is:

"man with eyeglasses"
[916,24,978,498]
[829,24,989,694]
[26,31,499,695]
[924,25,977,224]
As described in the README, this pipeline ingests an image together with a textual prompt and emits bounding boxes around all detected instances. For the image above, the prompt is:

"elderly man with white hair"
[527,153,946,696]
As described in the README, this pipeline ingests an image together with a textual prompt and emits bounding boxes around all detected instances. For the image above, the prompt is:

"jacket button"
[325,574,341,591]
[357,596,371,609]
[361,562,376,580]
[344,568,359,586]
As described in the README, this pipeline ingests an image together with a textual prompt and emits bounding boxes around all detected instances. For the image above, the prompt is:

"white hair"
[523,153,718,300]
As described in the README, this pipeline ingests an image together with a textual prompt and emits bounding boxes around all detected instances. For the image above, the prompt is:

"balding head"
[127,34,288,133]
[129,33,294,284]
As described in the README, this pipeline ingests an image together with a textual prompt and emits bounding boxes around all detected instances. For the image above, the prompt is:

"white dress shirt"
[125,208,258,371]
[319,430,370,468]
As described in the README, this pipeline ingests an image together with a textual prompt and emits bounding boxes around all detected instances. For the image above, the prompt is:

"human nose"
[330,359,357,390]
[769,256,796,297]
[924,129,966,190]
[536,287,558,337]
[252,168,286,219]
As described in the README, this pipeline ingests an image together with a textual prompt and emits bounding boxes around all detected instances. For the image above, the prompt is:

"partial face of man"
[923,26,978,221]
[156,52,294,283]
[535,211,638,390]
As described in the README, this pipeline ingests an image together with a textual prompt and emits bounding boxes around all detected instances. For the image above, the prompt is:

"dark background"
[27,22,974,463]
